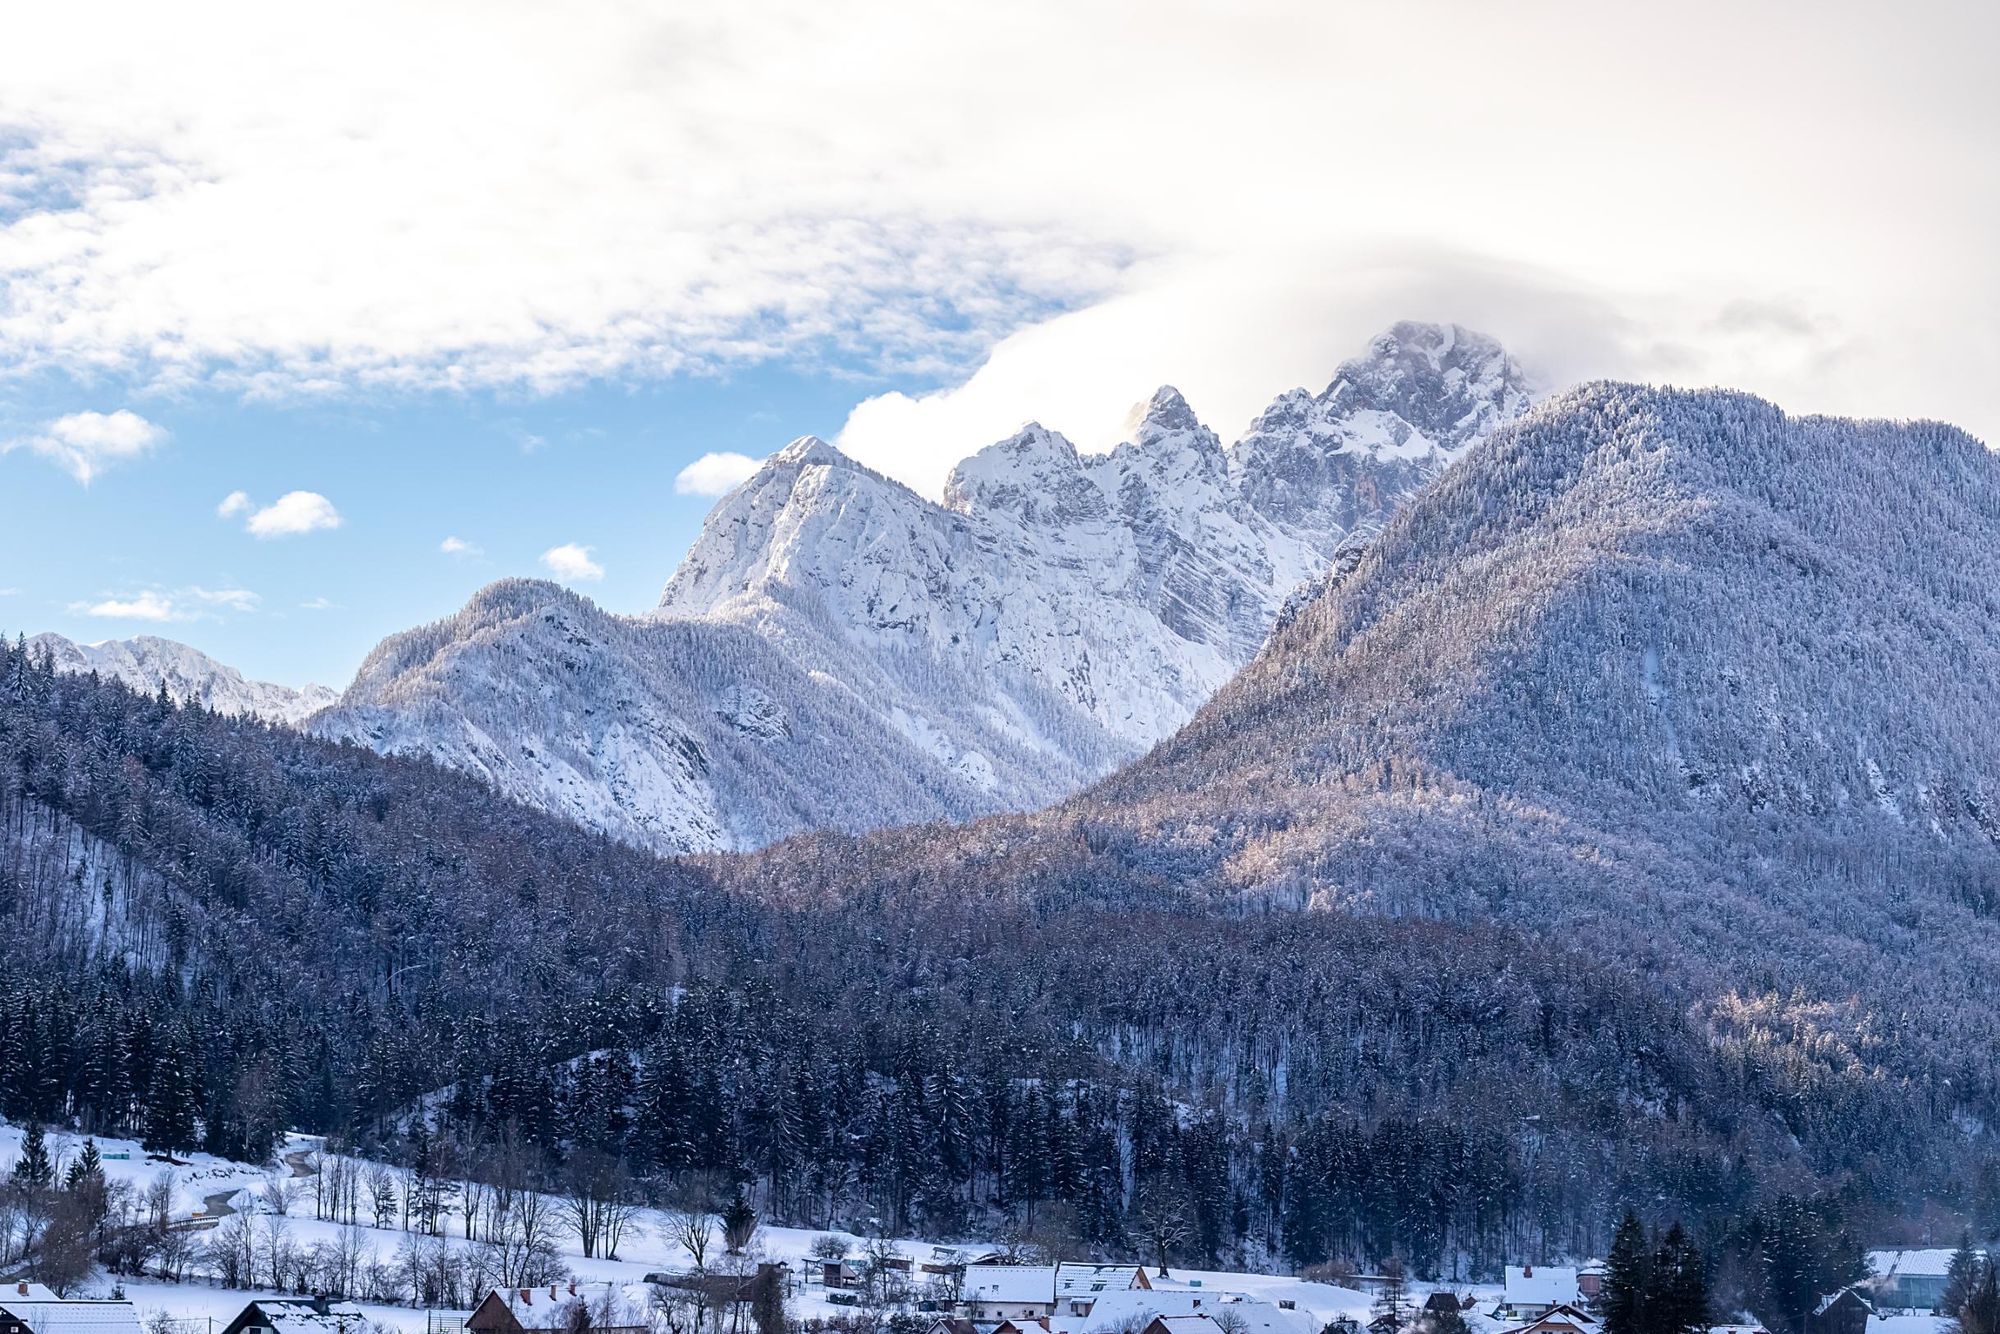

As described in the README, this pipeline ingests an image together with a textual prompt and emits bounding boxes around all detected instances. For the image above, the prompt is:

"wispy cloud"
[185,586,260,612]
[674,452,763,497]
[71,585,260,623]
[540,543,603,583]
[4,410,166,484]
[217,490,252,518]
[440,536,482,557]
[299,595,337,611]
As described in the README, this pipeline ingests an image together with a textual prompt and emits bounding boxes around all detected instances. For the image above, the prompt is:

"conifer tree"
[1653,1222,1710,1334]
[1603,1212,1652,1334]
[1943,1234,1982,1322]
[13,1121,53,1189]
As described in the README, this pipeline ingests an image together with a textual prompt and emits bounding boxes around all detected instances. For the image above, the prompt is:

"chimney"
[1523,1266,1533,1278]
[16,1283,27,1297]
[568,1283,577,1297]
[519,1290,531,1305]
[550,1286,558,1301]
[311,1295,330,1317]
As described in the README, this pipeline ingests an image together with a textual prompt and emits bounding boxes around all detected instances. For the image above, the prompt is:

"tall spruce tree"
[13,1121,53,1188]
[1943,1234,1983,1322]
[1653,1222,1711,1334]
[1604,1212,1652,1334]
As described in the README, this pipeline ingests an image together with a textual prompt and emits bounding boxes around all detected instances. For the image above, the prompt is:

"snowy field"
[0,1121,1953,1334]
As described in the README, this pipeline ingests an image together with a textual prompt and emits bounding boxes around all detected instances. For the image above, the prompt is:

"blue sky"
[2,2,1994,690]
[0,364,927,686]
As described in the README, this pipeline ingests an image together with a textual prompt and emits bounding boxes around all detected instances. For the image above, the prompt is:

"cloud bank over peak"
[0,1,1992,496]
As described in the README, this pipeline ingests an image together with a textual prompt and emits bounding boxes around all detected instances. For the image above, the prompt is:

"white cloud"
[300,595,336,610]
[4,410,166,484]
[74,590,183,622]
[674,452,763,497]
[69,584,261,622]
[540,543,604,583]
[244,491,342,538]
[217,490,252,518]
[0,3,1995,482]
[440,536,481,556]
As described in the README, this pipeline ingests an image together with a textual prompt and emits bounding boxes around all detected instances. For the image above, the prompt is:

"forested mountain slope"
[0,631,1920,1276]
[717,384,2000,1206]
[316,322,1530,853]
[29,632,336,724]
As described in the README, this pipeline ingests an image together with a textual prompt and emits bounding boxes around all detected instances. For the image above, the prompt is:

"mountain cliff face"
[314,322,1531,853]
[25,322,1526,855]
[28,633,336,725]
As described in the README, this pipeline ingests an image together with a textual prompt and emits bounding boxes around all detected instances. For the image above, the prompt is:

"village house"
[466,1284,646,1334]
[1867,1250,1973,1312]
[1495,1303,1599,1334]
[1055,1265,1151,1317]
[1493,1268,1582,1322]
[0,1283,142,1334]
[219,1297,369,1334]
[959,1267,1059,1323]
[1142,1316,1222,1334]
[1804,1289,1873,1334]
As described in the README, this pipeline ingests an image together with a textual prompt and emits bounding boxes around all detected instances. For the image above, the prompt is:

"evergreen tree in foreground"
[1603,1213,1653,1334]
[1603,1213,1711,1334]
[1943,1234,1983,1323]
[12,1121,52,1189]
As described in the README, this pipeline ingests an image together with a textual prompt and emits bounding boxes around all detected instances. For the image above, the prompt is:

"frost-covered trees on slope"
[316,322,1530,853]
[0,629,1939,1272]
[29,632,336,725]
[715,383,2000,1217]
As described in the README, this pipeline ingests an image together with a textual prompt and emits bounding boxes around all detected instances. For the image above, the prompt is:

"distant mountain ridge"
[27,632,336,725]
[316,321,1533,852]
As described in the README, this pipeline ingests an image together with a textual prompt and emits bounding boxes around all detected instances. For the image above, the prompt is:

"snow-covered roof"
[1057,1266,1147,1298]
[1505,1269,1580,1308]
[1,1288,61,1306]
[1052,1293,1308,1334]
[1868,1250,1966,1279]
[1148,1318,1221,1334]
[0,1298,143,1334]
[253,1299,370,1334]
[963,1267,1059,1306]
[1814,1291,1872,1317]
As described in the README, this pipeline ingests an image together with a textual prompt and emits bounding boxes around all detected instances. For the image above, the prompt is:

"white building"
[1497,1268,1582,1321]
[961,1267,1060,1322]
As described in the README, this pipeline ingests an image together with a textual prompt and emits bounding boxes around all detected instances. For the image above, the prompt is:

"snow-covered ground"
[0,1121,1952,1334]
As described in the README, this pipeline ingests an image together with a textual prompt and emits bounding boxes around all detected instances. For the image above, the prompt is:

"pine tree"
[64,1137,104,1191]
[1653,1222,1710,1334]
[13,1121,53,1189]
[1942,1234,1982,1321]
[1603,1212,1652,1334]
[1961,1262,2000,1334]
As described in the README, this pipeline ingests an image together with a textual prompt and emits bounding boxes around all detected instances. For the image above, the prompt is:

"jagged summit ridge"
[320,321,1534,853]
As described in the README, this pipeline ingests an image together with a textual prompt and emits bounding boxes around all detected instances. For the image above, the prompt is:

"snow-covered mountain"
[315,321,1533,852]
[28,632,337,725]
